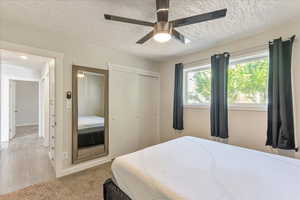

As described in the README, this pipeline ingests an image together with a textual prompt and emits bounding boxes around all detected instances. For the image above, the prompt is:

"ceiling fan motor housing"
[154,21,172,35]
[156,0,169,11]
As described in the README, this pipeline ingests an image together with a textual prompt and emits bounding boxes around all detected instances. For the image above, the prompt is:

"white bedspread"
[112,136,300,200]
[78,115,104,130]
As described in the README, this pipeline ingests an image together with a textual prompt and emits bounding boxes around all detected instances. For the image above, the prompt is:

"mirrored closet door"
[72,65,108,164]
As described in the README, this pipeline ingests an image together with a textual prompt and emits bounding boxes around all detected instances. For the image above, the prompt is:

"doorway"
[9,80,40,139]
[0,49,56,194]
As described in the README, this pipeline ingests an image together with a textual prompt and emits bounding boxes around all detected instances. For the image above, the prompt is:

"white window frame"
[183,52,269,111]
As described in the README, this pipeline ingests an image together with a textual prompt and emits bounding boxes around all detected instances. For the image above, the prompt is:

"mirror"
[72,65,108,164]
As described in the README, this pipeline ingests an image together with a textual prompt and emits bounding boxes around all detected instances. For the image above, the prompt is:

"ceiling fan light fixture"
[153,32,171,43]
[156,8,169,12]
[153,21,172,43]
[20,55,28,60]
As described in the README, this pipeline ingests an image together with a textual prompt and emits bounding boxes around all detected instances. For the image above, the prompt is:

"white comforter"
[78,115,104,130]
[112,136,300,200]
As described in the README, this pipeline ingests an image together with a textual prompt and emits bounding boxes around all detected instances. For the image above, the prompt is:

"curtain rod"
[183,35,296,66]
[183,43,268,66]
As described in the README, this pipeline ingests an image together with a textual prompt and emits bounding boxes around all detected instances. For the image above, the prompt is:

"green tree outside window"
[187,58,269,104]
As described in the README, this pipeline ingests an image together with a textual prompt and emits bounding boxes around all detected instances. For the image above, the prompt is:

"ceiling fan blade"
[156,0,169,22]
[104,14,155,27]
[136,30,154,44]
[171,9,227,27]
[172,29,189,44]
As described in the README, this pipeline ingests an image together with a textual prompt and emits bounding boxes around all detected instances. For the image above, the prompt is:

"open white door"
[41,74,50,147]
[49,60,56,162]
[9,80,16,140]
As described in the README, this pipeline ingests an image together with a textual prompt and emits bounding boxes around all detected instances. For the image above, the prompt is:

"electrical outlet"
[63,152,69,160]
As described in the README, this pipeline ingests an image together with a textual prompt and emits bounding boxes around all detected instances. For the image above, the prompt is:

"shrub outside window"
[184,56,269,106]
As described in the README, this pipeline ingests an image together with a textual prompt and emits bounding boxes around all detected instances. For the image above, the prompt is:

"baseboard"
[0,142,9,149]
[16,123,38,127]
[56,157,112,178]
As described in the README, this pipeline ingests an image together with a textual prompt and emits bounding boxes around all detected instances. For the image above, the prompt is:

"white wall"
[0,56,2,143]
[15,81,39,126]
[159,20,300,159]
[1,64,40,80]
[1,64,40,142]
[0,20,159,175]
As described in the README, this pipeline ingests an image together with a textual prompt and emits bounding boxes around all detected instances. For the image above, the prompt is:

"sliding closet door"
[137,75,159,149]
[109,70,139,157]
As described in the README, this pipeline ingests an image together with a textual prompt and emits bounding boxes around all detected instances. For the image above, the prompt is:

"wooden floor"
[0,126,55,195]
[15,125,39,138]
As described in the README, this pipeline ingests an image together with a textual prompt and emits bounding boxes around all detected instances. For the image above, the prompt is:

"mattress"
[78,115,104,130]
[112,136,300,200]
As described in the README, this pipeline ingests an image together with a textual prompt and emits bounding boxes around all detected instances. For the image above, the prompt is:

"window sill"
[184,104,209,110]
[184,104,267,112]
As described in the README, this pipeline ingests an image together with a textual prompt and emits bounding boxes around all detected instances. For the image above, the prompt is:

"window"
[184,55,269,107]
[185,66,211,104]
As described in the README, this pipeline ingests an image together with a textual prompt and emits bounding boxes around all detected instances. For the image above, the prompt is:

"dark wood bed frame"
[103,179,132,200]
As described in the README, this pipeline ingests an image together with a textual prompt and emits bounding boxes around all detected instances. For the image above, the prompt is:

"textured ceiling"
[1,0,300,61]
[1,49,53,71]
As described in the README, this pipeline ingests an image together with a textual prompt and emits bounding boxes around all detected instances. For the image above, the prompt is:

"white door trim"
[107,63,160,78]
[9,80,16,140]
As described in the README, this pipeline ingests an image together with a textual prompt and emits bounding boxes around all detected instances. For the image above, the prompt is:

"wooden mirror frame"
[72,65,109,164]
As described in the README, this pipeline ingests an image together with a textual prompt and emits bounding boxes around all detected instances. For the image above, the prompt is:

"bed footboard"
[103,179,132,200]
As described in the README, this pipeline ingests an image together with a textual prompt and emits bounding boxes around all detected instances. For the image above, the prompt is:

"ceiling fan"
[104,0,227,44]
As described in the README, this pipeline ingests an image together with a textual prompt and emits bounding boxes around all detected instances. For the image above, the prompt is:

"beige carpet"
[0,162,112,200]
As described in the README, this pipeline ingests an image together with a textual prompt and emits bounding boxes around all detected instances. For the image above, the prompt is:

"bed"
[104,136,300,200]
[78,115,105,148]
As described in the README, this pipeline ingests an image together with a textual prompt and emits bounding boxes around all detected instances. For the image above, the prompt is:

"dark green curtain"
[173,63,184,130]
[211,53,230,138]
[266,36,296,150]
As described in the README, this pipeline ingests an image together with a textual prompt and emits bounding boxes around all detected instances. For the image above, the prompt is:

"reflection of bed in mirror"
[78,115,105,148]
[72,65,108,164]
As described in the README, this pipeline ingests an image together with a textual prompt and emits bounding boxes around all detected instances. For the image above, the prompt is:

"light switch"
[66,99,72,109]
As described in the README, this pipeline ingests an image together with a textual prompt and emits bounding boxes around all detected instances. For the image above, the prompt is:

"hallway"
[15,125,38,138]
[0,126,55,194]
